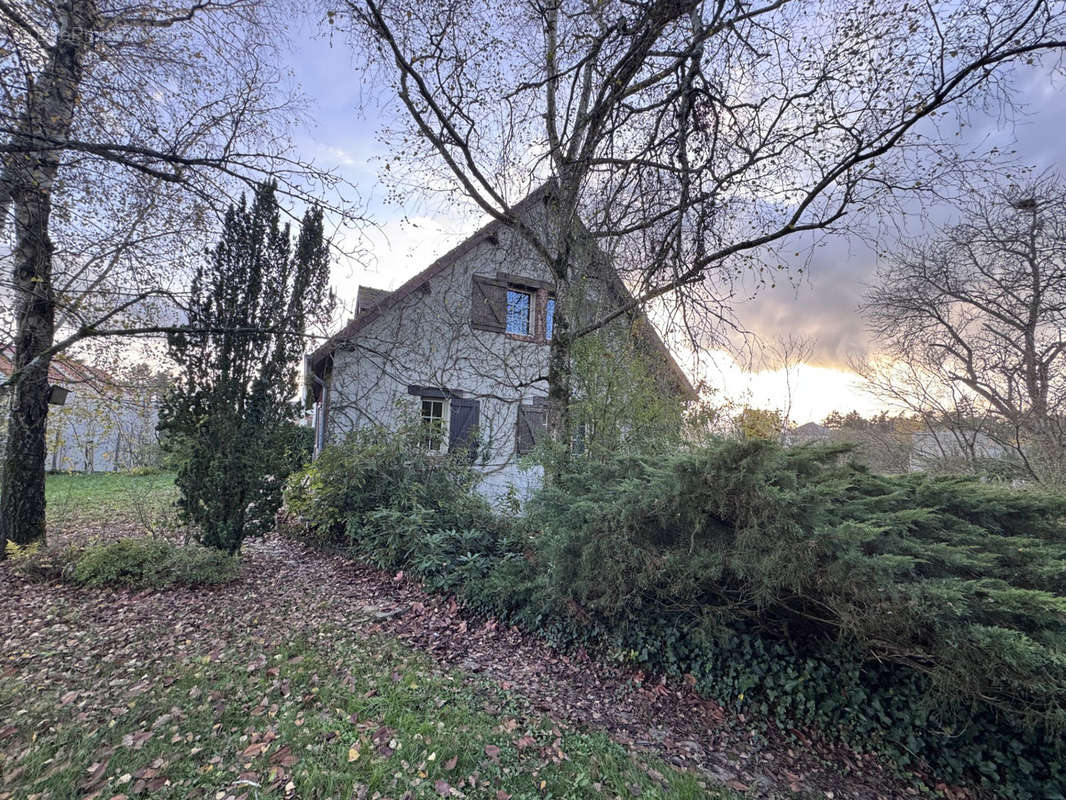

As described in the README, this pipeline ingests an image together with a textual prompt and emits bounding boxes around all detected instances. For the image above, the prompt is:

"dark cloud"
[733,65,1066,371]
[730,233,878,369]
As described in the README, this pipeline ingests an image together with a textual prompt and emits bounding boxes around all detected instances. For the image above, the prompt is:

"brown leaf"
[443,755,458,771]
[271,745,297,767]
[241,741,269,758]
[81,759,109,791]
[484,744,500,762]
[434,779,451,796]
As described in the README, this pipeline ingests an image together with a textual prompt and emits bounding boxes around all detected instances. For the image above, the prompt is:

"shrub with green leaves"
[284,425,500,564]
[70,538,238,589]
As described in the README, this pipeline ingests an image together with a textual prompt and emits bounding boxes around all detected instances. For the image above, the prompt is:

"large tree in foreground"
[861,175,1066,484]
[0,1,349,553]
[159,181,333,553]
[340,0,1066,448]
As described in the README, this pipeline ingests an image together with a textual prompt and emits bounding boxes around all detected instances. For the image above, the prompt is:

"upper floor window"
[506,289,533,335]
[472,274,553,342]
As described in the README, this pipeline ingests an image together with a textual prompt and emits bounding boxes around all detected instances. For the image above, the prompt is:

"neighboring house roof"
[310,186,697,401]
[0,346,115,390]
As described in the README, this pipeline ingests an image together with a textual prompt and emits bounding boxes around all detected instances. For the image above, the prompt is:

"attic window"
[506,289,532,335]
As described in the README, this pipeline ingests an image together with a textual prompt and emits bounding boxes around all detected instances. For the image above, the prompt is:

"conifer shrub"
[159,181,331,554]
[286,434,1066,796]
[523,439,1066,796]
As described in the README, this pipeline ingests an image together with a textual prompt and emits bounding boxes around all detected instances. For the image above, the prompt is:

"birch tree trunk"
[0,0,93,551]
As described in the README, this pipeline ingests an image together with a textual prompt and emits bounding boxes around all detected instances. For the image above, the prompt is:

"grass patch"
[0,629,732,800]
[45,470,178,533]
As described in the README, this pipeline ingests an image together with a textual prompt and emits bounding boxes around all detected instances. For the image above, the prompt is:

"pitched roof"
[310,188,550,375]
[0,346,115,390]
[794,422,829,436]
[310,186,697,401]
[355,286,391,312]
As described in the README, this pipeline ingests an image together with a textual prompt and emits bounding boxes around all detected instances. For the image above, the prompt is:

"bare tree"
[336,0,1066,452]
[0,1,358,552]
[762,333,814,437]
[861,174,1066,483]
[822,409,918,474]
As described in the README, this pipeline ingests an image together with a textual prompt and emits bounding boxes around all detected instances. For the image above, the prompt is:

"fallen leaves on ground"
[0,532,945,800]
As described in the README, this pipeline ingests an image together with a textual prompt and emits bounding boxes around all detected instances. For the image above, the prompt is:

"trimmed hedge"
[285,434,1066,798]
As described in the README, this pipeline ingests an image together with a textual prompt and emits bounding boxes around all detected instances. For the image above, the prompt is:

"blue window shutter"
[448,398,480,461]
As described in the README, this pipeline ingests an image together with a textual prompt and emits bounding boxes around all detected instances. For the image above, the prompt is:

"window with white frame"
[420,397,448,451]
[505,288,532,335]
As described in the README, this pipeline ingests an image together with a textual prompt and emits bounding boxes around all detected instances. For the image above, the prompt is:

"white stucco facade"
[309,192,693,504]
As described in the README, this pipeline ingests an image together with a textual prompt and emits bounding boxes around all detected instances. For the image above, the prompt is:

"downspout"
[304,354,328,458]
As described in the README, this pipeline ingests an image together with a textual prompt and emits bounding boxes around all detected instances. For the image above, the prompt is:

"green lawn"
[4,472,737,800]
[1,628,727,800]
[45,469,178,533]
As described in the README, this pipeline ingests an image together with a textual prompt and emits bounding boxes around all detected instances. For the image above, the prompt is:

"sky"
[281,15,1066,424]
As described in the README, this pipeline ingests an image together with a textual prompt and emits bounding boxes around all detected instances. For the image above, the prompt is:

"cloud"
[729,233,879,370]
[696,348,885,424]
[729,62,1066,374]
[328,206,484,316]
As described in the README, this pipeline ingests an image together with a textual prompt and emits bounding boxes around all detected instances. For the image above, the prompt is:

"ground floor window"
[420,397,448,451]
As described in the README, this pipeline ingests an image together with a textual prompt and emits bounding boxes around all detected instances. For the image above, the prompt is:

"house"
[307,188,696,501]
[908,427,1009,473]
[783,421,830,445]
[0,349,162,473]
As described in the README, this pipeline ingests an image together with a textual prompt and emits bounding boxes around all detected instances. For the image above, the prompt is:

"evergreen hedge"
[285,435,1066,798]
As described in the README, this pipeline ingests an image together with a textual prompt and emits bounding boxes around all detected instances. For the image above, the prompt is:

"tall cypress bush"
[160,181,332,552]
